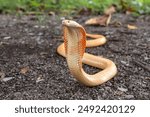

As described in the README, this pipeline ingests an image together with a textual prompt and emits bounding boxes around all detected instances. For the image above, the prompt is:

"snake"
[57,20,117,86]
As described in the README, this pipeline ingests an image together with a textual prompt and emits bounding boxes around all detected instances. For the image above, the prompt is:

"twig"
[133,60,150,72]
[118,30,136,35]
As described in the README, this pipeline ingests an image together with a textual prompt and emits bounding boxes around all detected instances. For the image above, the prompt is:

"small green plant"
[0,0,149,14]
[120,0,150,14]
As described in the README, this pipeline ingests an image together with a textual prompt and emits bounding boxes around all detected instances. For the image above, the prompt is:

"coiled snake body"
[57,20,117,86]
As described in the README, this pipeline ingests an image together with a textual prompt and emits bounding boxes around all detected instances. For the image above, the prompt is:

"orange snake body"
[57,20,117,86]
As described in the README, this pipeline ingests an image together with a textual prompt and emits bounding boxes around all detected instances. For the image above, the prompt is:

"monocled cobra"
[57,20,117,86]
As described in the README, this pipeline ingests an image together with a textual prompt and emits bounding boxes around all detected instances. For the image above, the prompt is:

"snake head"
[62,20,82,28]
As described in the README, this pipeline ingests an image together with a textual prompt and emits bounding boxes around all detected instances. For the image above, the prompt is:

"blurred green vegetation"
[0,0,149,15]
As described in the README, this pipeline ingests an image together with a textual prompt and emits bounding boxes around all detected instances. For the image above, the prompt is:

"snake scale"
[57,20,117,86]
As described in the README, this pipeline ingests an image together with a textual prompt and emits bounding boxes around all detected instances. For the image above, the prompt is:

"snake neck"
[63,26,86,77]
[61,20,117,86]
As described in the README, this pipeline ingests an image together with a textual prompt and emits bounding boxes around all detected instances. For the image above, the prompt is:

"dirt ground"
[0,14,149,100]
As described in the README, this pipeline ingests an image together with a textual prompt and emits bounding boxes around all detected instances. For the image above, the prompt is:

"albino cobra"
[57,20,117,87]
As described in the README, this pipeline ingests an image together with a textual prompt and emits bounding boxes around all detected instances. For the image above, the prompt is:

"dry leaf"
[85,14,111,26]
[127,24,138,30]
[20,66,29,74]
[125,7,135,15]
[104,5,116,15]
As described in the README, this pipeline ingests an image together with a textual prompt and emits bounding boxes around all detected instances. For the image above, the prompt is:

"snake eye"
[67,20,70,24]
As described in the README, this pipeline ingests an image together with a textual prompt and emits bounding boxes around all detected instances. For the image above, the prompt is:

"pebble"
[40,26,45,29]
[121,60,130,66]
[142,92,149,96]
[1,77,15,82]
[28,33,34,36]
[0,72,5,79]
[146,37,150,42]
[3,36,11,40]
[125,95,134,99]
[34,25,39,28]
[38,32,43,36]
[118,87,128,92]
[36,75,44,83]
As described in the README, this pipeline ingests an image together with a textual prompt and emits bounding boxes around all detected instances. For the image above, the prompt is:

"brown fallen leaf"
[125,7,136,14]
[104,4,116,15]
[85,14,111,26]
[127,24,138,30]
[20,66,29,74]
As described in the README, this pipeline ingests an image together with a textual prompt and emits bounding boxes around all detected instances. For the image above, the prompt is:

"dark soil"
[0,14,149,100]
